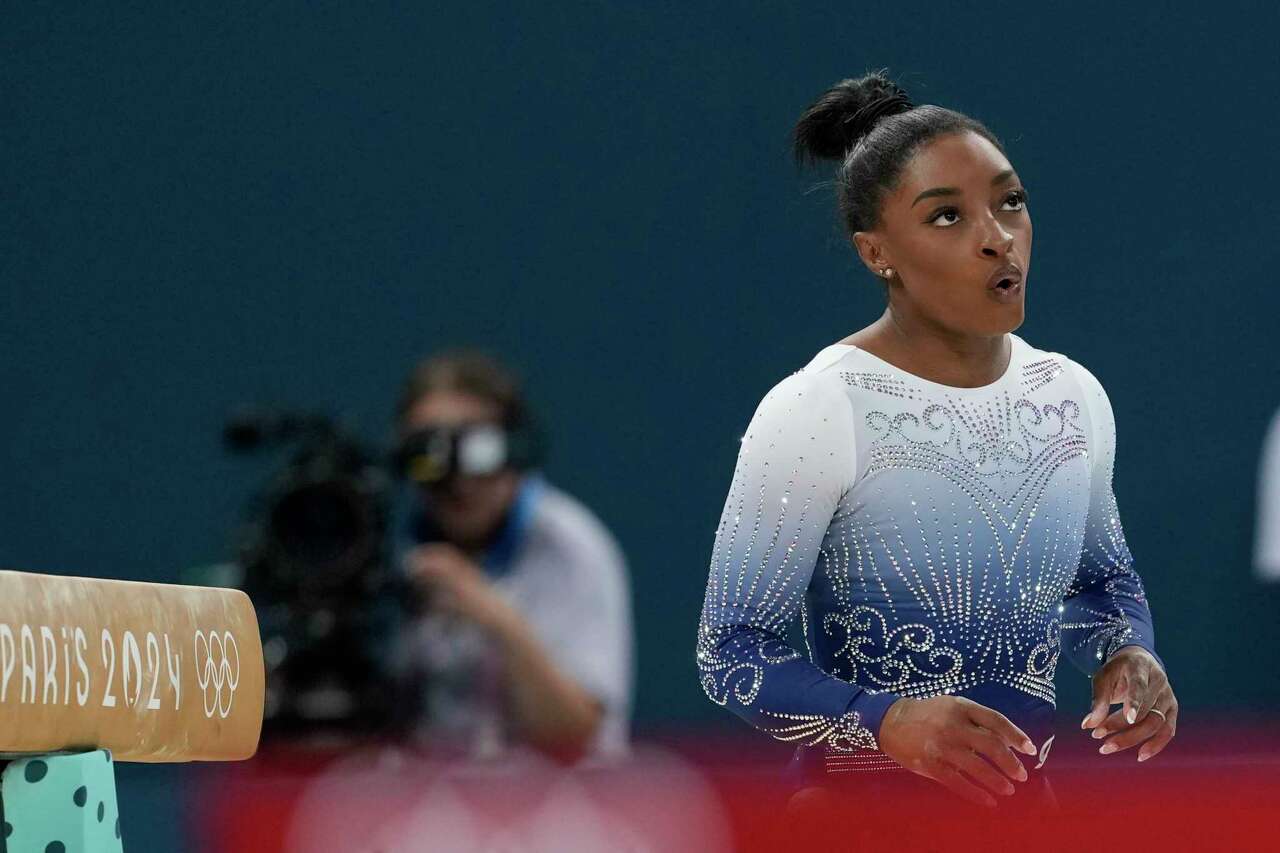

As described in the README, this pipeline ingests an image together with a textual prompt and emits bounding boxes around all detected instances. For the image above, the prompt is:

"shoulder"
[1061,356,1107,400]
[1267,406,1280,446]
[1057,352,1113,423]
[1013,334,1110,406]
[730,351,862,494]
[748,347,858,430]
[1043,348,1118,457]
[521,481,627,577]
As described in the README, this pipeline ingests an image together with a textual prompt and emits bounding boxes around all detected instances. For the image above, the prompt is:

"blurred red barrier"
[191,716,1280,852]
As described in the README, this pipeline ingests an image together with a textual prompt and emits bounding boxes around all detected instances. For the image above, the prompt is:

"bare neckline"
[826,334,1022,394]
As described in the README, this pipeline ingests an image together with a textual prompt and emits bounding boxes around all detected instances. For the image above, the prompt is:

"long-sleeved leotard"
[696,333,1160,773]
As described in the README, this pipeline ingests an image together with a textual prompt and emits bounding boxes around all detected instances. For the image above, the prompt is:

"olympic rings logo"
[193,630,240,719]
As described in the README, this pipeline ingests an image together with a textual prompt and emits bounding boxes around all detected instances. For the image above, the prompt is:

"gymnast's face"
[854,130,1032,337]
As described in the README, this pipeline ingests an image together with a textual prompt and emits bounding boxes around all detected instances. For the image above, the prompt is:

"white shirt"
[402,476,634,760]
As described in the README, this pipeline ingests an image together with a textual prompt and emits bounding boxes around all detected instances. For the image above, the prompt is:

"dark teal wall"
[5,3,1280,746]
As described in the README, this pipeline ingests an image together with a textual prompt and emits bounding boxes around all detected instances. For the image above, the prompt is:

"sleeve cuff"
[1108,639,1165,675]
[848,688,903,746]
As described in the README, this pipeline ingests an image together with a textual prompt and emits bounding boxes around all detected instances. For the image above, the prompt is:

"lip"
[988,279,1023,303]
[986,264,1023,291]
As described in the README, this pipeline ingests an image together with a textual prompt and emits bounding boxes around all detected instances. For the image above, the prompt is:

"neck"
[846,306,1011,388]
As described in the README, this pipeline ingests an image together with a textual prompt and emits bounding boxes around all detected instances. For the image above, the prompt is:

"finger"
[1104,670,1130,717]
[410,560,446,585]
[1121,668,1150,726]
[406,547,447,573]
[932,764,997,809]
[1099,712,1162,754]
[1136,727,1173,763]
[1083,670,1120,729]
[1131,669,1168,726]
[407,563,437,589]
[1137,708,1178,763]
[967,704,1036,755]
[1111,676,1172,732]
[1089,707,1130,740]
[951,749,1017,798]
[966,727,1028,782]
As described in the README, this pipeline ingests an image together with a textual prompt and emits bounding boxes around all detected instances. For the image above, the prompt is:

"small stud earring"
[880,267,894,278]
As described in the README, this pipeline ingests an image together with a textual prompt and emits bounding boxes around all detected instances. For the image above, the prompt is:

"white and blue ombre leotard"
[696,332,1161,775]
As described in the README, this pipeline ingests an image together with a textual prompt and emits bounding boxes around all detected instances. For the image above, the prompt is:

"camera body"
[226,410,404,738]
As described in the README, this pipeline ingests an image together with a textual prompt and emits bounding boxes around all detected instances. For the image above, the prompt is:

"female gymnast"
[695,71,1177,808]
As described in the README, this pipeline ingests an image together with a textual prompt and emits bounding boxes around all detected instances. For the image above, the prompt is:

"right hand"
[878,696,1039,808]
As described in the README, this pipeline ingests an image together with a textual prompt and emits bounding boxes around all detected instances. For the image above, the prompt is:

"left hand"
[405,543,515,634]
[1080,645,1178,762]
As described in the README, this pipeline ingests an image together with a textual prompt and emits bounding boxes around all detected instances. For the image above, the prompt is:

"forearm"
[1062,359,1163,676]
[698,623,900,748]
[1060,564,1161,675]
[491,606,602,760]
[697,370,876,745]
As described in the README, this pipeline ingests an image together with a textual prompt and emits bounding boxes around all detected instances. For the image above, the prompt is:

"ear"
[851,231,889,277]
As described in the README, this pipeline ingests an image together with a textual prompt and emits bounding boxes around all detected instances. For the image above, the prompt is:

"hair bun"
[793,70,914,163]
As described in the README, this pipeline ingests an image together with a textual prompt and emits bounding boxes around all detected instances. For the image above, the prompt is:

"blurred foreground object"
[196,743,731,853]
[1255,407,1280,581]
[190,721,1280,853]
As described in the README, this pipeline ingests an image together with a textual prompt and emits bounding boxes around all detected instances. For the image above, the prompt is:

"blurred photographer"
[392,350,633,763]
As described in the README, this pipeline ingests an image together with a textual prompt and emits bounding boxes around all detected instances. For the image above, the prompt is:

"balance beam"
[0,569,264,762]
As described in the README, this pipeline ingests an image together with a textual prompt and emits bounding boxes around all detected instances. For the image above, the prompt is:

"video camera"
[222,406,546,739]
[224,409,402,738]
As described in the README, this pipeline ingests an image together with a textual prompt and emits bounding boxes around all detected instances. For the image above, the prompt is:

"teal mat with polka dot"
[2,751,122,852]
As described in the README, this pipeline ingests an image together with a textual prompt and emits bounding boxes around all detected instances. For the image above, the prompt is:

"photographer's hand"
[406,543,514,632]
[405,544,604,760]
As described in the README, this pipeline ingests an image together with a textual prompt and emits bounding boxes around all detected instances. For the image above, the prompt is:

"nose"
[978,213,1015,259]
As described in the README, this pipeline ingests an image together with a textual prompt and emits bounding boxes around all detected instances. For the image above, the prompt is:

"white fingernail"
[1126,709,1136,724]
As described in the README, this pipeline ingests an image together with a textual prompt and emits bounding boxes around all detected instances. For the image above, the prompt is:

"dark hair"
[793,70,1006,236]
[396,348,530,430]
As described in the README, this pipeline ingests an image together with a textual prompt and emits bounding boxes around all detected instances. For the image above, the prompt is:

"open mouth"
[986,265,1023,295]
[987,270,1023,301]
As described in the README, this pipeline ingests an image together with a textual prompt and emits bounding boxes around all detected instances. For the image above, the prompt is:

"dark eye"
[928,208,961,227]
[1002,190,1028,212]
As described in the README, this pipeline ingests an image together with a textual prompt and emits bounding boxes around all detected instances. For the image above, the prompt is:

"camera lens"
[269,479,375,584]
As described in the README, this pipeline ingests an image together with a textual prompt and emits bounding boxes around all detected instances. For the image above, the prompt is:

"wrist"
[1107,642,1163,671]
[881,699,903,734]
[861,692,907,744]
[483,596,525,645]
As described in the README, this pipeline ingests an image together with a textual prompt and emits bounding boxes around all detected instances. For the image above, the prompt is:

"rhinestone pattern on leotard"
[696,334,1159,759]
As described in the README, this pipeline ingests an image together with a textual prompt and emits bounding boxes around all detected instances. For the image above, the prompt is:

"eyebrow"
[911,169,1016,207]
